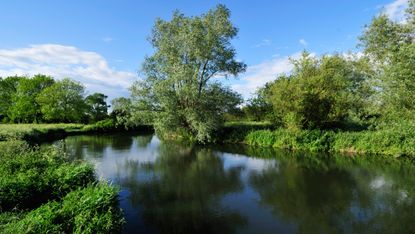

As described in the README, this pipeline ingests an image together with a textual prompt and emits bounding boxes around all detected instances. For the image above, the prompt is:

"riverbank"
[0,124,127,232]
[221,124,415,158]
[2,121,414,158]
[0,121,153,143]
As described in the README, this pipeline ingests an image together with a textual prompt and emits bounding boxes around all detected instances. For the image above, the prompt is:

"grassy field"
[0,123,84,141]
[0,120,153,143]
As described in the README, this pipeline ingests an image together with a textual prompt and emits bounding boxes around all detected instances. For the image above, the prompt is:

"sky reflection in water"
[57,134,415,234]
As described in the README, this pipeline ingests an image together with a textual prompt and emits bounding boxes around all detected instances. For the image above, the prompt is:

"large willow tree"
[132,5,246,142]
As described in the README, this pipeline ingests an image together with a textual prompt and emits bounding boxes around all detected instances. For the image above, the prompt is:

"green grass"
[0,122,154,143]
[219,121,275,144]
[0,123,84,141]
[223,121,415,157]
[224,121,273,128]
[2,183,124,234]
[0,140,124,233]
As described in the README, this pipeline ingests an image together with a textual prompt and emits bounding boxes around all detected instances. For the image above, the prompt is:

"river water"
[55,133,415,234]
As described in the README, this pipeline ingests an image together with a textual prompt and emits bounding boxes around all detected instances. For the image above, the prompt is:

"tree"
[243,86,273,122]
[133,5,246,142]
[110,97,133,128]
[266,52,371,130]
[360,2,415,123]
[85,93,109,123]
[0,76,23,122]
[7,75,54,123]
[36,78,86,123]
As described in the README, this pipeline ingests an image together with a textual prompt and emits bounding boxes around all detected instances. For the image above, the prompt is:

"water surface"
[56,133,415,234]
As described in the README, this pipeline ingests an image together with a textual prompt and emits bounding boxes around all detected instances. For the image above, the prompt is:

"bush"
[219,122,274,143]
[81,119,117,133]
[3,184,124,234]
[0,141,95,211]
[0,141,124,233]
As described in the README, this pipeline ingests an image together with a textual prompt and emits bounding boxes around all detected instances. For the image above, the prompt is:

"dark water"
[55,133,415,234]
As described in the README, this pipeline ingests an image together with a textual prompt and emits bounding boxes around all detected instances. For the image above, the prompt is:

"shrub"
[0,142,95,212]
[0,141,124,233]
[3,184,124,234]
[81,119,117,133]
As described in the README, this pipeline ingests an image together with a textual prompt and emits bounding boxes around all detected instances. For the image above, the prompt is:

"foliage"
[266,52,373,130]
[359,3,415,124]
[220,121,274,143]
[0,76,23,122]
[222,124,415,157]
[133,5,246,143]
[0,141,124,233]
[85,93,110,123]
[0,141,95,211]
[81,119,117,132]
[3,183,124,234]
[110,97,133,128]
[242,86,273,122]
[0,75,111,124]
[36,78,87,123]
[7,75,55,123]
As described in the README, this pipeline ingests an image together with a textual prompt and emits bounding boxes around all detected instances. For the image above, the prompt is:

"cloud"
[102,37,114,43]
[299,38,308,47]
[383,0,408,22]
[0,44,137,101]
[253,39,272,48]
[232,52,303,98]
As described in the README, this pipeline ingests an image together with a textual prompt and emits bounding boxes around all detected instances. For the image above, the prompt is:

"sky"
[0,0,410,101]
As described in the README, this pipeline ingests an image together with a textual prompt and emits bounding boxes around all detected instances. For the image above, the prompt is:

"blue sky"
[0,0,409,101]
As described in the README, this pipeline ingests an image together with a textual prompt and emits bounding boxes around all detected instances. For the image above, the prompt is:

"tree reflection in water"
[247,148,415,234]
[56,134,415,234]
[119,142,247,234]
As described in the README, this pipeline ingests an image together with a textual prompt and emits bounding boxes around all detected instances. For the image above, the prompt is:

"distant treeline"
[0,75,110,124]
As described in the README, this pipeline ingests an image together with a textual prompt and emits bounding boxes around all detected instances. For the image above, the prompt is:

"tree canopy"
[264,52,372,130]
[360,1,415,123]
[85,93,110,123]
[131,4,246,142]
[8,75,55,123]
[36,78,87,123]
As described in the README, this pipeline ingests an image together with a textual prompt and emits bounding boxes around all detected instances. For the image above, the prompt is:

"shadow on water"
[54,134,415,234]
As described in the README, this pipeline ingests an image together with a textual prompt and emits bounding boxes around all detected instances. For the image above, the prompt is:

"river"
[53,133,415,234]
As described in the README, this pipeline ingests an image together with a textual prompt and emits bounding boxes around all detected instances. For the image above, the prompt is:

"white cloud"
[0,44,137,101]
[102,37,114,43]
[383,0,408,22]
[299,38,308,47]
[253,39,272,48]
[232,52,303,98]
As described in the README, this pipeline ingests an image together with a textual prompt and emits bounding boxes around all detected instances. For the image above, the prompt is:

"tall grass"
[0,141,124,232]
[224,123,415,157]
[2,183,124,234]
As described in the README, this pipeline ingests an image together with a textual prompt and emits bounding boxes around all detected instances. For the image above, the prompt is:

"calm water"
[55,133,415,234]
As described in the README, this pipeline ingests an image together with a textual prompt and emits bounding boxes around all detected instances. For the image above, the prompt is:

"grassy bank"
[222,123,415,158]
[0,123,84,142]
[0,120,153,143]
[0,140,124,233]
